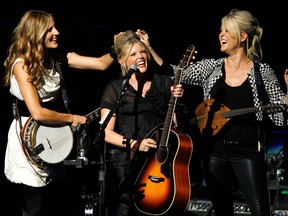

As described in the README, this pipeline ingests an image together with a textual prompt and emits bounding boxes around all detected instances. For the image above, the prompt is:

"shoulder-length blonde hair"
[222,8,263,62]
[3,10,54,88]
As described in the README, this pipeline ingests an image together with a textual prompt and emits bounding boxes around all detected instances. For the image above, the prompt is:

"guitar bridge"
[148,175,165,183]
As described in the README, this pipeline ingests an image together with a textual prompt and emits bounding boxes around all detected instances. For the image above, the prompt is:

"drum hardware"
[62,121,108,216]
[269,146,288,184]
[63,107,102,168]
[82,77,131,216]
[270,145,288,214]
[81,189,97,216]
[63,127,90,168]
[82,196,97,216]
[78,128,89,158]
[70,80,130,215]
[91,128,107,216]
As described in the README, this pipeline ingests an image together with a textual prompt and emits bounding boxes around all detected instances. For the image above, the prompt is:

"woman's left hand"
[136,29,150,47]
[171,84,184,98]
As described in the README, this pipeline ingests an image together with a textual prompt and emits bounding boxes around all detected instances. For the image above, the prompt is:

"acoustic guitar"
[133,45,196,215]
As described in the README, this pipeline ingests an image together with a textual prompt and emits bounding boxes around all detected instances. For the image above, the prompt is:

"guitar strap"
[12,60,70,127]
[12,97,49,179]
[12,97,21,128]
[11,60,71,181]
[55,61,71,113]
[254,62,276,154]
[254,62,287,127]
[254,62,269,106]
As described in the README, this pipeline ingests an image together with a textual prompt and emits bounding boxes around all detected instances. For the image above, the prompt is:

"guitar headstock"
[174,45,197,85]
[178,45,197,70]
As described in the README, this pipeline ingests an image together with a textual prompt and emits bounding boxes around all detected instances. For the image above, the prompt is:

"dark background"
[1,0,288,215]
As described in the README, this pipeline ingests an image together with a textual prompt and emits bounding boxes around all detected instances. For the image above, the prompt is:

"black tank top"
[209,69,262,158]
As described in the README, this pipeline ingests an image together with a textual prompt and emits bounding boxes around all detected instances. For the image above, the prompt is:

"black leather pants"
[203,155,271,216]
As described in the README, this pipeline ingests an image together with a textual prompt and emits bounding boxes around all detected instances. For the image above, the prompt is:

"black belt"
[223,139,258,147]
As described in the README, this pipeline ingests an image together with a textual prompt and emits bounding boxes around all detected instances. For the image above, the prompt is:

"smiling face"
[44,17,59,49]
[219,24,248,57]
[219,24,238,54]
[118,41,151,75]
[115,31,152,76]
[218,12,250,58]
[125,43,148,73]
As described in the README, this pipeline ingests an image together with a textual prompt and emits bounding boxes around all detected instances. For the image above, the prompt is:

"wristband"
[122,137,131,150]
[122,137,132,161]
[109,45,117,59]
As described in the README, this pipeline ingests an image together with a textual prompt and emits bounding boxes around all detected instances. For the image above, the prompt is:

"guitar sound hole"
[148,175,165,183]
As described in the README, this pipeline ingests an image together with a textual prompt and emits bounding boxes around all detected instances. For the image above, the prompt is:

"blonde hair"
[114,30,151,76]
[3,10,54,88]
[222,8,263,61]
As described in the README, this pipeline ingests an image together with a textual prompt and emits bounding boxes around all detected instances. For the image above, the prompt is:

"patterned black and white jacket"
[170,58,287,127]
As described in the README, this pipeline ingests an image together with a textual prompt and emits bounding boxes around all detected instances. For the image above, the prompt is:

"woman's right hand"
[71,114,87,128]
[138,138,157,152]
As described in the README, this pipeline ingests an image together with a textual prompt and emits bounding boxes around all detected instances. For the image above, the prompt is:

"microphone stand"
[92,77,130,216]
[63,125,89,168]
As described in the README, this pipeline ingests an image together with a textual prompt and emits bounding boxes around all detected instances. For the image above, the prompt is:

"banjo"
[21,107,100,165]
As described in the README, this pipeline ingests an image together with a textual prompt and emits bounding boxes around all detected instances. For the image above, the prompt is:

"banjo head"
[22,117,74,164]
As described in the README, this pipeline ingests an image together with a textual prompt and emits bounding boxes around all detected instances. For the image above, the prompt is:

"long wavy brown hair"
[3,10,54,89]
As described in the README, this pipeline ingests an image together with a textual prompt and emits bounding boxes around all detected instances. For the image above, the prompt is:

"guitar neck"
[86,108,100,124]
[159,68,183,146]
[223,106,259,118]
[159,45,195,147]
[223,104,287,118]
[160,97,177,146]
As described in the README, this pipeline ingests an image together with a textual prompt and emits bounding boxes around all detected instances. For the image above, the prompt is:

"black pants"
[16,177,73,216]
[18,184,44,216]
[203,155,271,216]
[107,149,164,216]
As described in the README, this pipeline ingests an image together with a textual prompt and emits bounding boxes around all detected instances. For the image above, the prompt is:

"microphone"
[121,64,139,90]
